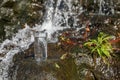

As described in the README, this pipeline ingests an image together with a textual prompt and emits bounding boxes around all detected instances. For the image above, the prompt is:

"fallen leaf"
[60,53,68,60]
[55,63,60,69]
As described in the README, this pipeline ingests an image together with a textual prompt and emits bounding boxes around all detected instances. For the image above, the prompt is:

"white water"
[99,0,104,15]
[0,25,34,80]
[99,0,114,15]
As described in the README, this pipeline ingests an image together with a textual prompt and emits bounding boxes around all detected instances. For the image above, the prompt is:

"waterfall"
[0,0,117,79]
[33,30,47,62]
[0,0,79,79]
[99,0,105,15]
[99,0,114,15]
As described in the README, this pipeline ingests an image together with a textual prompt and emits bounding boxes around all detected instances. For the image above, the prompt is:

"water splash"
[0,25,34,80]
[99,0,114,15]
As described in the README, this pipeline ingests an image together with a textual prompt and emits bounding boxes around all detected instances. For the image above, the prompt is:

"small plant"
[84,32,113,63]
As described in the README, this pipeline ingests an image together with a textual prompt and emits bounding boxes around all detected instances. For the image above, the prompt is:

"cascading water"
[33,30,47,62]
[33,0,85,62]
[0,25,34,80]
[99,0,114,15]
[99,0,104,15]
[0,0,83,79]
[0,0,118,79]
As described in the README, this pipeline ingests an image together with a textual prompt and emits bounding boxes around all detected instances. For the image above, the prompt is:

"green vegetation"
[84,32,113,63]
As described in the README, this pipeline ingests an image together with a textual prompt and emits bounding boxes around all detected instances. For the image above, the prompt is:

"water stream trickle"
[0,25,34,80]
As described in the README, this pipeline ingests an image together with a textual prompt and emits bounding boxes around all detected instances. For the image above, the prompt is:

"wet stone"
[0,59,2,62]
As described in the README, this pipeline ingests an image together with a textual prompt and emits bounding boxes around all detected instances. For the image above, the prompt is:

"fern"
[84,32,113,64]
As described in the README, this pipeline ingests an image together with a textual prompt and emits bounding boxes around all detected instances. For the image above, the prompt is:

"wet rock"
[6,41,120,80]
[10,55,57,80]
[0,59,2,62]
[0,0,45,41]
[2,1,16,8]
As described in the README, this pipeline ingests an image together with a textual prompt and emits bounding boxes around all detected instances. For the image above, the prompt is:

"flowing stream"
[0,0,119,80]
